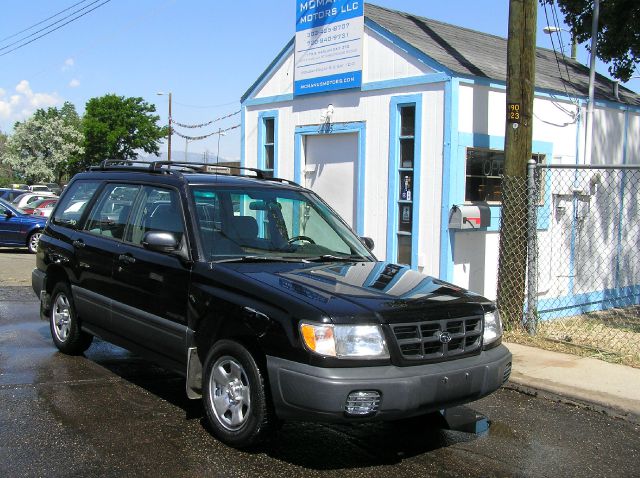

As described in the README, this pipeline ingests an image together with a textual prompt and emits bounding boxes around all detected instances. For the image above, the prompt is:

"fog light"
[345,391,381,416]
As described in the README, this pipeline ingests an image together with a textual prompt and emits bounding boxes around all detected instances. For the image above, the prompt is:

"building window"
[465,148,545,202]
[263,117,275,175]
[397,105,416,265]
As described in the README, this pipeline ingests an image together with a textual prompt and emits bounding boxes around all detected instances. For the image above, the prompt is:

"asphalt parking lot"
[1,251,639,477]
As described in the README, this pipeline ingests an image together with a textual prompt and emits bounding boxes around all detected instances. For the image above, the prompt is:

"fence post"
[526,159,538,335]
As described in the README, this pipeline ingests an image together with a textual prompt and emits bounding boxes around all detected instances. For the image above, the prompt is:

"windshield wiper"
[305,254,367,263]
[212,255,310,264]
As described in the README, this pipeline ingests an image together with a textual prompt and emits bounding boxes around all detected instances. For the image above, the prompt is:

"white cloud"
[0,80,61,126]
[62,57,75,71]
[69,78,81,88]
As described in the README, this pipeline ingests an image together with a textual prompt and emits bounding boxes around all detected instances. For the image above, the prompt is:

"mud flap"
[186,347,203,399]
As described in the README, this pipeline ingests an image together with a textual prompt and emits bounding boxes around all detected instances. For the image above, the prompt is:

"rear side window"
[84,184,140,240]
[125,186,184,246]
[52,181,101,227]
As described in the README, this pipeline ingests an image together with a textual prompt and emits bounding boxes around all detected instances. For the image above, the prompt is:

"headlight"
[483,309,503,346]
[300,322,390,359]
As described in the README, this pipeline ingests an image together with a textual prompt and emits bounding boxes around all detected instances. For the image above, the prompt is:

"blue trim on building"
[244,94,294,107]
[364,18,451,75]
[386,94,423,269]
[536,285,640,320]
[294,122,367,235]
[457,76,640,112]
[257,110,279,176]
[362,73,449,92]
[439,79,457,282]
[240,106,246,169]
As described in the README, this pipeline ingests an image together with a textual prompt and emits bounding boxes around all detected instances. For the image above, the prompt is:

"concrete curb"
[505,376,640,426]
[504,342,640,425]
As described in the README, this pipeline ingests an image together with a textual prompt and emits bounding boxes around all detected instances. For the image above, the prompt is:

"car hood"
[220,261,490,324]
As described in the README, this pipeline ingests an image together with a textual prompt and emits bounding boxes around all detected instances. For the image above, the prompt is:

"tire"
[27,230,42,254]
[49,283,93,355]
[203,340,274,448]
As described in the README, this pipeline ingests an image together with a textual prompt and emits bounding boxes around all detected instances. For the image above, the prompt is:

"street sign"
[294,0,364,96]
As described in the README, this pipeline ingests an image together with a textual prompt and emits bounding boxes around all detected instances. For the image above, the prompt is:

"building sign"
[294,0,363,96]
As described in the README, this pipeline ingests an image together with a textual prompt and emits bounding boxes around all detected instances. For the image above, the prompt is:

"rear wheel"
[203,340,274,448]
[49,283,93,355]
[27,231,41,253]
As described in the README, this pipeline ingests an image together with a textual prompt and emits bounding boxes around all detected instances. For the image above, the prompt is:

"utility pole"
[496,0,538,330]
[157,91,172,161]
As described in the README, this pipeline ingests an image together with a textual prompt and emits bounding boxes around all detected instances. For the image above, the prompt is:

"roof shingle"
[366,3,640,106]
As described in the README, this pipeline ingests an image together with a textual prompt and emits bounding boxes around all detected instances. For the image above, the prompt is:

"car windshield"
[191,186,374,262]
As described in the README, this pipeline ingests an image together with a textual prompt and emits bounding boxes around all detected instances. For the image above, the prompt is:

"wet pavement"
[1,271,639,476]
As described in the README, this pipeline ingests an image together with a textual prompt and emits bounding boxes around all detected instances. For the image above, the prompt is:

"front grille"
[390,315,483,362]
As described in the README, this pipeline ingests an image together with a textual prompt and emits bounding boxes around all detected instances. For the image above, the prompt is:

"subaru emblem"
[439,331,452,344]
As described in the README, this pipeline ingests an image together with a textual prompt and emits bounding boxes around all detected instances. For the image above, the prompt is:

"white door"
[304,133,358,227]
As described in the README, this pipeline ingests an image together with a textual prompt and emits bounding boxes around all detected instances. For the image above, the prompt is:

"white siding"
[253,51,294,99]
[364,27,436,82]
[245,83,446,277]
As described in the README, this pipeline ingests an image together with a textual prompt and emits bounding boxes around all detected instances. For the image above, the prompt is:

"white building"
[240,3,640,302]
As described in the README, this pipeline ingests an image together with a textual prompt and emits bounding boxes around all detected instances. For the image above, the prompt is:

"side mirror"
[360,236,374,251]
[3,210,13,218]
[142,231,179,253]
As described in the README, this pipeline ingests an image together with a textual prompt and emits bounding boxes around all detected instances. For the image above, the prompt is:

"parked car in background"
[10,184,29,191]
[0,198,47,253]
[11,192,57,211]
[22,198,59,215]
[32,202,58,218]
[29,184,52,193]
[0,188,28,203]
[44,183,62,195]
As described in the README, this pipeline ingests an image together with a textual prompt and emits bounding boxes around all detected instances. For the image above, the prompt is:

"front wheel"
[203,340,274,448]
[27,231,42,253]
[49,283,93,355]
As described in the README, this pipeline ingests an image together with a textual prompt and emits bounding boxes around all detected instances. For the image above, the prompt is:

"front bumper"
[267,344,511,422]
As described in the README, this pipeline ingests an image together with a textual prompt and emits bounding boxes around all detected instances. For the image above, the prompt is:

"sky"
[1,0,638,162]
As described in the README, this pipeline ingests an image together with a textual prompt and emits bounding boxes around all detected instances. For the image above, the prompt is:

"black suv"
[32,161,511,448]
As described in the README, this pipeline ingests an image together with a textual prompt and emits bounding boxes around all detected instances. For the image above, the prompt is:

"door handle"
[72,240,85,248]
[118,253,136,264]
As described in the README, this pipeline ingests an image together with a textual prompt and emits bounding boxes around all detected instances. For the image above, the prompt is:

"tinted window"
[126,186,184,246]
[52,181,101,227]
[84,184,140,240]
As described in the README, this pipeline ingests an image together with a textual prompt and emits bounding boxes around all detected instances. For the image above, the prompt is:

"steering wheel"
[287,235,316,245]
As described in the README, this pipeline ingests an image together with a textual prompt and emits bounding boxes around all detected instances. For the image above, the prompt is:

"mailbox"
[448,204,491,229]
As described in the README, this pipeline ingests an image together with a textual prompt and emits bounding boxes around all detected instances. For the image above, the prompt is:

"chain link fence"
[500,164,640,367]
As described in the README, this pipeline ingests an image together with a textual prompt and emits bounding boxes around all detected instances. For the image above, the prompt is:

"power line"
[172,110,240,129]
[172,99,239,109]
[0,0,104,52]
[173,124,240,141]
[0,0,112,58]
[0,0,92,44]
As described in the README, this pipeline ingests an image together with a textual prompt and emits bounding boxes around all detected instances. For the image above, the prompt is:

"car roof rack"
[89,159,300,186]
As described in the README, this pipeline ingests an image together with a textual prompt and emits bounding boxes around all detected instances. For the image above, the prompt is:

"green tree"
[541,0,639,81]
[82,94,168,168]
[2,104,84,184]
[0,130,11,186]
